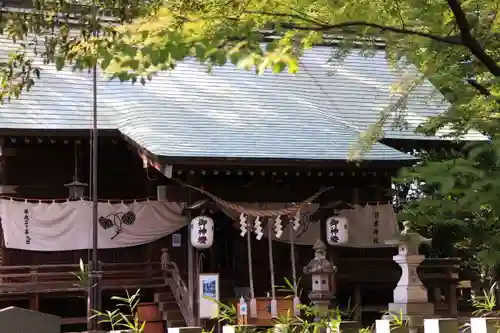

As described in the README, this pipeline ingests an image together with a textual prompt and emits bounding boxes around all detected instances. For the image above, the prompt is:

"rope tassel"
[247,218,257,318]
[270,298,278,318]
[267,219,277,318]
[290,223,300,316]
[293,296,301,316]
[250,298,257,318]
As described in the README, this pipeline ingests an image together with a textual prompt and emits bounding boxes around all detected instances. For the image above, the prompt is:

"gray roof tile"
[0,36,480,161]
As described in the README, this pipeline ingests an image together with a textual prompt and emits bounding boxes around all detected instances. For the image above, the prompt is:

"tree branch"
[467,78,491,96]
[447,0,500,76]
[243,11,463,46]
[284,21,463,45]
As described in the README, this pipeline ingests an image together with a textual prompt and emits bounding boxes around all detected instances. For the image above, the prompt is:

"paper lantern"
[190,215,214,249]
[326,216,348,245]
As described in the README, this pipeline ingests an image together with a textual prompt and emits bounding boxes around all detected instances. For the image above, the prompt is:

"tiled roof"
[0,36,484,161]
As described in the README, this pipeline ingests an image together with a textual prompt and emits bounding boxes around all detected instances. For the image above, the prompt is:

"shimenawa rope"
[172,178,333,216]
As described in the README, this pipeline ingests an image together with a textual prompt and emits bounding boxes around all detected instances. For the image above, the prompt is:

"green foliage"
[204,296,237,325]
[461,283,499,332]
[0,0,498,143]
[275,277,303,299]
[91,289,146,333]
[70,258,90,288]
[213,299,345,333]
[396,140,500,271]
[470,283,498,318]
[206,276,370,333]
[382,310,407,329]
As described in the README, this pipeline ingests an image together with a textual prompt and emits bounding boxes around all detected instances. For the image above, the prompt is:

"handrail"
[0,261,162,271]
[164,261,195,326]
[0,263,81,271]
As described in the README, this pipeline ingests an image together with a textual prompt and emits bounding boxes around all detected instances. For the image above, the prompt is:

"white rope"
[267,219,277,317]
[290,225,301,315]
[290,226,298,293]
[247,218,257,317]
[174,178,334,217]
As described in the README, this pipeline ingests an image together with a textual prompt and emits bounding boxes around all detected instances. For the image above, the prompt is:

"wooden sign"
[198,273,220,319]
[172,233,182,247]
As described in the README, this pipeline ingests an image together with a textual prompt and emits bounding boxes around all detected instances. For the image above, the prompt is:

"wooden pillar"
[0,137,16,275]
[29,294,40,312]
[320,214,327,245]
[29,266,40,311]
[0,138,5,275]
[352,187,360,205]
[433,286,442,306]
[354,284,362,322]
[186,185,199,326]
[0,221,4,282]
[448,282,458,317]
[146,243,154,278]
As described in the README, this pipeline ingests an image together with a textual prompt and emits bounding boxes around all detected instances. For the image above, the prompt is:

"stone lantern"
[303,240,336,320]
[384,221,434,330]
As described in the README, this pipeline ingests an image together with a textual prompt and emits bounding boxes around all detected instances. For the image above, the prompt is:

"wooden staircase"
[154,289,187,328]
[153,261,194,328]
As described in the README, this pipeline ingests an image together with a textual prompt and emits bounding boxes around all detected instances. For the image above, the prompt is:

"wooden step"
[164,310,184,321]
[153,289,186,327]
[160,304,184,322]
[158,300,179,312]
[166,319,186,328]
[154,291,175,302]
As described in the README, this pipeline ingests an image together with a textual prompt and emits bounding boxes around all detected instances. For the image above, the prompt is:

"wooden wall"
[1,135,185,268]
[0,134,397,278]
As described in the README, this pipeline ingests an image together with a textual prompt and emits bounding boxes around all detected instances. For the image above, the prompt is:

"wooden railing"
[164,261,195,326]
[0,261,166,294]
[337,257,460,283]
[335,257,461,321]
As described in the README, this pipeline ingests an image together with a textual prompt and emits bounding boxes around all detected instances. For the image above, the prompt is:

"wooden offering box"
[233,297,294,326]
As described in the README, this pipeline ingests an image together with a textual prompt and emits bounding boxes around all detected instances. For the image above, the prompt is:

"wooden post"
[353,284,362,322]
[186,187,198,326]
[0,222,4,284]
[97,261,103,316]
[433,287,441,307]
[447,281,458,317]
[0,137,7,278]
[29,294,40,312]
[146,242,153,264]
[352,187,360,205]
[29,267,40,311]
[319,213,327,245]
[145,244,153,278]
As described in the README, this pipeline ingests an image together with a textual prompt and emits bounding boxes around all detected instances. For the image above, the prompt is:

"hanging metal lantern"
[326,216,348,245]
[65,179,88,199]
[190,215,214,249]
